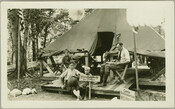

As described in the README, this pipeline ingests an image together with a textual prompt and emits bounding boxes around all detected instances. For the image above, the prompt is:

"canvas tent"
[42,9,165,58]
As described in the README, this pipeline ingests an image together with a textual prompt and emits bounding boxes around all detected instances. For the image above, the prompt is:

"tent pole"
[85,52,91,100]
[85,52,89,66]
[133,32,139,91]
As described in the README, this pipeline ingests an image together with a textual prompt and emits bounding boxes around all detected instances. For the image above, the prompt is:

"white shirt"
[60,69,85,80]
[119,47,130,63]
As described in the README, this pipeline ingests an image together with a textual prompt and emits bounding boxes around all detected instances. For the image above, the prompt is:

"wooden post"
[133,32,139,91]
[40,60,43,77]
[85,52,89,66]
[49,56,56,71]
[85,52,91,100]
[88,81,91,100]
[17,18,21,88]
[144,56,147,65]
[42,61,54,74]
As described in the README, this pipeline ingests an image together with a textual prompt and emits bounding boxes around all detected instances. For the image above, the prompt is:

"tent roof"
[43,9,165,57]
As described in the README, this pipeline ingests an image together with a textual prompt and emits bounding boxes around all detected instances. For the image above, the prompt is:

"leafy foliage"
[7,8,94,66]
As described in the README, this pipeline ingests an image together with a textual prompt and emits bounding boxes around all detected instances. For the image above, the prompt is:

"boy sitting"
[79,66,92,100]
[60,61,86,100]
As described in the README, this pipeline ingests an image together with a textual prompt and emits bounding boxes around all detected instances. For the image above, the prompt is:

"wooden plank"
[42,84,120,96]
[41,85,68,92]
[106,83,119,90]
[49,56,56,71]
[103,83,117,90]
[139,80,165,86]
[109,83,120,91]
[92,80,120,91]
[151,68,165,81]
[41,81,131,97]
[92,84,110,91]
[92,76,134,91]
[41,74,136,97]
[79,75,100,82]
[114,77,134,91]
[115,83,127,91]
[40,77,59,81]
[124,79,135,89]
[91,89,120,96]
[42,61,54,74]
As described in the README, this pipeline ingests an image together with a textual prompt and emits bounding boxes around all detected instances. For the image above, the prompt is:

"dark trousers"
[100,63,124,85]
[79,82,89,98]
[62,76,80,92]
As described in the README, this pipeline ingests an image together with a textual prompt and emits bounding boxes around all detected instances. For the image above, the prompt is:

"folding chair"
[109,53,131,84]
[113,63,129,83]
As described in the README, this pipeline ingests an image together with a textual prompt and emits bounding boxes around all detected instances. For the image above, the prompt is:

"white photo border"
[1,1,174,108]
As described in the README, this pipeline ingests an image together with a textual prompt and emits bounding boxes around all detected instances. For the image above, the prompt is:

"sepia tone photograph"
[1,1,174,108]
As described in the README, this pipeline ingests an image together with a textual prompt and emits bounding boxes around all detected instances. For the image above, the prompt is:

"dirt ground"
[8,91,112,101]
[7,70,165,101]
[8,72,113,101]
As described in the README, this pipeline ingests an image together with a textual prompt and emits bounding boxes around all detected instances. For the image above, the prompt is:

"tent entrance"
[93,32,114,55]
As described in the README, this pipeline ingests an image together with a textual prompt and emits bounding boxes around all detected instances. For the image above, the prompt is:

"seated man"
[98,42,130,87]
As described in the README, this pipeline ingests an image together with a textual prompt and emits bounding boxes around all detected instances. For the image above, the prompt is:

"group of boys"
[60,42,130,100]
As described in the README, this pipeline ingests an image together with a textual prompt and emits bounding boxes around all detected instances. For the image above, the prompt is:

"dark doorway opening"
[93,32,114,55]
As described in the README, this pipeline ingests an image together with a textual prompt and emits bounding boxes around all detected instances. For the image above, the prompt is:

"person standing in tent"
[98,42,130,87]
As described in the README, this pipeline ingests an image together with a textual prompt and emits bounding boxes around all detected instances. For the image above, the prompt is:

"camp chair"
[108,52,132,83]
[113,62,130,83]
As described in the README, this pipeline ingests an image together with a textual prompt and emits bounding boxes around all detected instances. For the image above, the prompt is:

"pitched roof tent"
[43,9,165,57]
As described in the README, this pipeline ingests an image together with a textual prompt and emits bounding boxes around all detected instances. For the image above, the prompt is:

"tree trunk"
[36,22,42,60]
[36,33,39,61]
[23,24,29,71]
[10,32,16,64]
[11,10,19,72]
[43,34,47,48]
[17,18,21,86]
[11,51,15,64]
[18,19,27,78]
[31,23,36,61]
[43,25,49,48]
[20,44,27,77]
[17,26,28,78]
[9,9,28,78]
[32,38,36,61]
